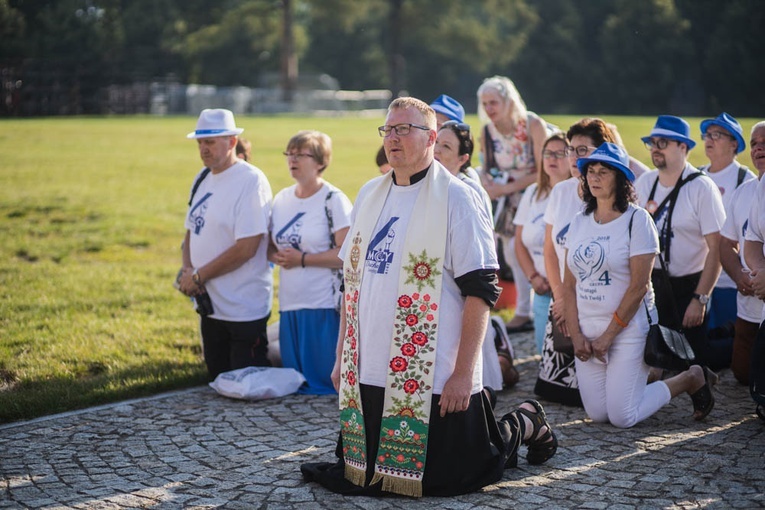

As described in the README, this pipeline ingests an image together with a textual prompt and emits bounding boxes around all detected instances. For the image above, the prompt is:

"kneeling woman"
[269,130,353,394]
[562,143,715,428]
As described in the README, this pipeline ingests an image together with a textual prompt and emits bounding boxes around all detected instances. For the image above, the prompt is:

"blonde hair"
[286,130,332,171]
[389,97,437,130]
[477,75,528,126]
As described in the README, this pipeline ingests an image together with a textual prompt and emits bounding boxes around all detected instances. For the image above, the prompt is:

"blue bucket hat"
[700,112,745,154]
[429,94,465,123]
[641,115,696,150]
[577,142,635,182]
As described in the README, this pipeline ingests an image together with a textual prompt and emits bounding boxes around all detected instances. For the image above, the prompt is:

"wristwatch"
[693,293,709,305]
[192,268,202,286]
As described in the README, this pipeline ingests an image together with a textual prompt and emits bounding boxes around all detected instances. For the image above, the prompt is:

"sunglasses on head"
[441,120,471,133]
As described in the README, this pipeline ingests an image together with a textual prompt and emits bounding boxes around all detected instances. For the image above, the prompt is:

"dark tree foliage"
[2,0,764,116]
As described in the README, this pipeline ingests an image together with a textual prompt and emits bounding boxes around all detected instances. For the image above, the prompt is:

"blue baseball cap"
[429,94,465,123]
[641,115,696,150]
[577,142,635,182]
[701,112,745,154]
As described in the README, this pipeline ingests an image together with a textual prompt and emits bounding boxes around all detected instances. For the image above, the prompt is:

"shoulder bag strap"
[188,167,211,206]
[655,171,704,264]
[737,165,749,188]
[324,190,337,248]
[483,124,497,172]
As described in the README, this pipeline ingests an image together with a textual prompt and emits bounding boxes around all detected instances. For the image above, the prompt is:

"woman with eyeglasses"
[477,76,549,334]
[268,130,353,394]
[562,143,714,427]
[434,120,519,390]
[513,133,572,355]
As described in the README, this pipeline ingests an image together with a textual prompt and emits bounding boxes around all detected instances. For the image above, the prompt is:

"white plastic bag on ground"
[209,366,305,400]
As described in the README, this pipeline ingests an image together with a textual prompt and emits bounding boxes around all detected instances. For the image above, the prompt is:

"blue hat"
[577,142,635,182]
[429,94,465,123]
[641,115,696,150]
[700,112,745,154]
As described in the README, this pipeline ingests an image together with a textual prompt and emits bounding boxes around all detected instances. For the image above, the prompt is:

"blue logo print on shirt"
[742,219,749,238]
[555,223,570,247]
[189,192,212,235]
[572,241,606,282]
[366,217,399,274]
[275,212,306,249]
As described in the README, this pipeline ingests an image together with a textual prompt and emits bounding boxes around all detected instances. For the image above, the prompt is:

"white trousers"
[575,330,671,428]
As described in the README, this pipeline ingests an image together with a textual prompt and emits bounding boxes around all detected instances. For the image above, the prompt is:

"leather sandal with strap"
[515,399,558,465]
[690,366,717,421]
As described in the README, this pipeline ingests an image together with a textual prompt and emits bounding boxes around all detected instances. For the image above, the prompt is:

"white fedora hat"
[186,108,244,139]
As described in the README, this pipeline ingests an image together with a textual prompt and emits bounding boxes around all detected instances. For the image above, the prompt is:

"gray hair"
[476,75,527,126]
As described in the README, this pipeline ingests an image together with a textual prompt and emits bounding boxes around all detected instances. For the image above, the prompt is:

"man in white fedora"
[177,108,274,378]
[634,115,726,371]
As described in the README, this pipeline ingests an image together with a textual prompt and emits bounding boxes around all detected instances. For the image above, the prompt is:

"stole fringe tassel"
[370,472,423,498]
[344,464,366,488]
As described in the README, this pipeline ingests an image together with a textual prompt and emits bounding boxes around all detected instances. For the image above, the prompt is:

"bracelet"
[301,252,306,268]
[613,311,628,328]
[528,271,540,281]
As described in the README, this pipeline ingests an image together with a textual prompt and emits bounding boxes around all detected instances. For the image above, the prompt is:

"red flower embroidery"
[426,314,434,321]
[390,356,408,372]
[403,379,419,394]
[430,303,438,311]
[401,343,417,357]
[351,337,356,349]
[347,325,355,337]
[352,351,358,365]
[411,332,428,346]
[347,371,356,386]
[423,294,430,302]
[405,314,418,326]
[398,295,413,308]
[412,292,420,300]
[420,304,427,312]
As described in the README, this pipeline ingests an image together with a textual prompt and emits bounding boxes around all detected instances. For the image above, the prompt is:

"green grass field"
[0,113,758,423]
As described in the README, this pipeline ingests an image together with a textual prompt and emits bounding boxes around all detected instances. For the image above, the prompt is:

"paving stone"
[1,331,763,508]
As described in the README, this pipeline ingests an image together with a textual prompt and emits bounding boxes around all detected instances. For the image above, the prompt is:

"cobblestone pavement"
[2,331,764,509]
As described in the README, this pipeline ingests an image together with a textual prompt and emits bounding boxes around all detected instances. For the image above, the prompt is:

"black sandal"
[690,366,717,421]
[515,399,558,465]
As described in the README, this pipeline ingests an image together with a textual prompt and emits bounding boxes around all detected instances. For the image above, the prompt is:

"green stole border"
[339,163,450,497]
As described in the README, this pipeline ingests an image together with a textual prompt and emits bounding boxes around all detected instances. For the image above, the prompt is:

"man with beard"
[634,115,726,371]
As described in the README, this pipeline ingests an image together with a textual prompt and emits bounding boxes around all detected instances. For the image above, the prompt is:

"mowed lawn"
[0,113,758,423]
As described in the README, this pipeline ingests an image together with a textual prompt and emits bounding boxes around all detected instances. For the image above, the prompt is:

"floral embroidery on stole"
[339,164,450,497]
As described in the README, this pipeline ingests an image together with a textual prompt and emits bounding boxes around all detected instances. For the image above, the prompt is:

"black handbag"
[644,321,695,371]
[642,257,696,370]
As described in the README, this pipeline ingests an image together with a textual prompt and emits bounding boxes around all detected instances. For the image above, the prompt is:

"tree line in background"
[2,0,763,116]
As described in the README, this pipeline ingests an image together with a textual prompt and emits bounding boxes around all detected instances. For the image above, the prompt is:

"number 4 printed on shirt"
[598,271,612,286]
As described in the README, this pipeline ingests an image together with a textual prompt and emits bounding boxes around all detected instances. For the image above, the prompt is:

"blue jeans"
[533,292,552,355]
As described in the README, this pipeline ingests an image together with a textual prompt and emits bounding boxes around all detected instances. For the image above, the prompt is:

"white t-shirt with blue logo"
[514,183,551,278]
[722,178,762,323]
[544,178,585,275]
[270,182,352,311]
[185,161,272,321]
[565,204,659,340]
[634,164,725,277]
[340,168,497,394]
[705,162,755,288]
